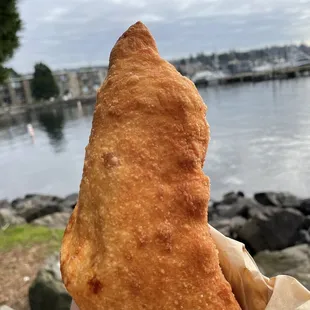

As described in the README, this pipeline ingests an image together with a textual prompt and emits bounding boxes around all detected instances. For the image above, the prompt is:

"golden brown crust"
[61,21,241,310]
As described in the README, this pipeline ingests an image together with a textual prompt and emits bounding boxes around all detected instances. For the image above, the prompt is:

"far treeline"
[174,44,310,68]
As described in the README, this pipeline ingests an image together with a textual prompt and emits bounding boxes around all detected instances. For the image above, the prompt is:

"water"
[1,78,310,200]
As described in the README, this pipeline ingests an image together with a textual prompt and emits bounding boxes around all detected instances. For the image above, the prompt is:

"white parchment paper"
[209,225,310,310]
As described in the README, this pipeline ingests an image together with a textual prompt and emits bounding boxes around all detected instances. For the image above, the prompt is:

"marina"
[191,47,310,87]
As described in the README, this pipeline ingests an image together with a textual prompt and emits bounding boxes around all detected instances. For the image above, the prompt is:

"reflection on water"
[37,108,65,152]
[1,78,310,200]
[0,102,95,199]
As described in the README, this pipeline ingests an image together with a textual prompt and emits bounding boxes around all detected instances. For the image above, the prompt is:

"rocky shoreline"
[1,191,310,309]
[0,193,77,228]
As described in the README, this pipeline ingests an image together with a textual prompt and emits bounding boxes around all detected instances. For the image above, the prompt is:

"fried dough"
[61,21,241,310]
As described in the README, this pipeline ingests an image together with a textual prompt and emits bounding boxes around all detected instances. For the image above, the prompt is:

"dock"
[194,64,310,87]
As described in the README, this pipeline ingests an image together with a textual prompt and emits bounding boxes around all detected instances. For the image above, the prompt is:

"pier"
[194,64,310,87]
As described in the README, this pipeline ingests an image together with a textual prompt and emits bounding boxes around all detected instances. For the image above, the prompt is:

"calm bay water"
[1,78,310,200]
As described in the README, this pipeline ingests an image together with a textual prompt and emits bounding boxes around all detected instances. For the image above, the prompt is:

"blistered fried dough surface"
[61,21,241,310]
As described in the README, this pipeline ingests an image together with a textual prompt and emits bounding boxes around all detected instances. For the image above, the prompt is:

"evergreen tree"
[0,0,22,83]
[31,63,59,101]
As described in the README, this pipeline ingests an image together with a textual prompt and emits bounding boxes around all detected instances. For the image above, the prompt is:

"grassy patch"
[0,224,64,252]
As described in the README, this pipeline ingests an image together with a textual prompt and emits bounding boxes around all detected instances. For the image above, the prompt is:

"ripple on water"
[2,78,310,199]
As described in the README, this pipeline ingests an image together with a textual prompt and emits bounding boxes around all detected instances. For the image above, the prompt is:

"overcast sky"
[7,0,310,73]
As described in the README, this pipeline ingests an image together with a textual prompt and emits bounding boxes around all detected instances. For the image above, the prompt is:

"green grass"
[0,224,64,252]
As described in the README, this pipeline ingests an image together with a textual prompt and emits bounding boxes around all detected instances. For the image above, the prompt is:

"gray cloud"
[7,0,310,73]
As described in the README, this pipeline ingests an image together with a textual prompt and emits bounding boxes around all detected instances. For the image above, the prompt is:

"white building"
[0,66,108,106]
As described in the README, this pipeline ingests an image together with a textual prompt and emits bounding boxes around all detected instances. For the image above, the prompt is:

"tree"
[180,58,186,66]
[31,63,59,101]
[0,0,22,83]
[189,54,195,63]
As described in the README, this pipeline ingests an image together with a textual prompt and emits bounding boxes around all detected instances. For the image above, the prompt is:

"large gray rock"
[212,191,245,207]
[29,254,71,310]
[254,244,310,289]
[32,212,71,228]
[303,215,310,230]
[238,207,304,253]
[210,216,247,238]
[254,192,300,208]
[216,197,259,218]
[207,203,216,221]
[216,204,246,218]
[298,199,310,215]
[222,191,242,204]
[210,219,231,237]
[297,230,310,245]
[0,208,25,228]
[12,195,64,222]
[61,193,78,210]
[0,199,11,209]
[229,216,247,239]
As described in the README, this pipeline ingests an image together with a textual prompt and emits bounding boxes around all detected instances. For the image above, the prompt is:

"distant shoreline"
[0,95,96,124]
[193,66,310,87]
[2,72,310,120]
